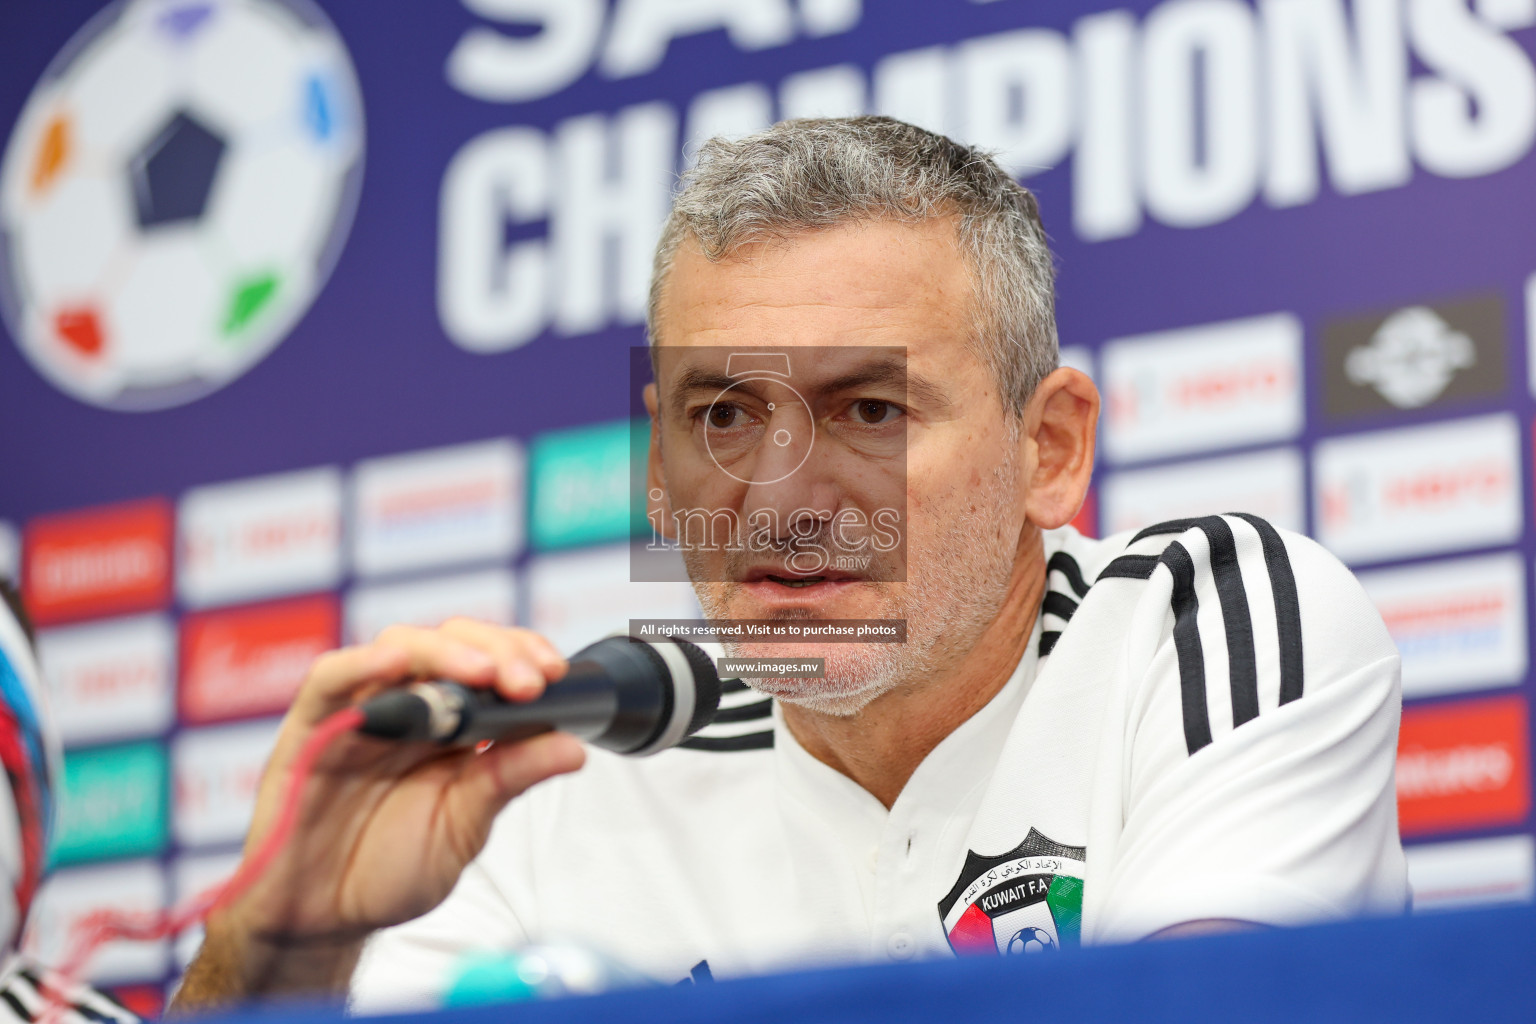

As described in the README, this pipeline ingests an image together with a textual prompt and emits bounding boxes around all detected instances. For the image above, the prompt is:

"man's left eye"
[852,400,902,424]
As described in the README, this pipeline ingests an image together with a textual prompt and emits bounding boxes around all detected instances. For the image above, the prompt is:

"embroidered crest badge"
[937,828,1086,955]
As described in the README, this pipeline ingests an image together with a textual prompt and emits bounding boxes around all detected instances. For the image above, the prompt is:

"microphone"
[355,634,721,757]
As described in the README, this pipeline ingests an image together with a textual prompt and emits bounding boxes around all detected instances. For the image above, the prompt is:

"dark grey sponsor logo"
[1323,294,1506,419]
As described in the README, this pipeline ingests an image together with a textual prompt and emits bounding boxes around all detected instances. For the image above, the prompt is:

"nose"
[740,402,839,531]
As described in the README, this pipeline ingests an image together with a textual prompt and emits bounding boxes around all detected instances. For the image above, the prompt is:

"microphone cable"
[40,706,366,1024]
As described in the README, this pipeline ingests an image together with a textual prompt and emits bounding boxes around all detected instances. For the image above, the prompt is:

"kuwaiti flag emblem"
[937,828,1085,955]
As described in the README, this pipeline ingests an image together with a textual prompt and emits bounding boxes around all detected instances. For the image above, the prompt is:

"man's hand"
[170,620,586,1013]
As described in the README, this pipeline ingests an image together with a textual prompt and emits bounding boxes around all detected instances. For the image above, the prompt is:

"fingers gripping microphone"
[355,635,721,756]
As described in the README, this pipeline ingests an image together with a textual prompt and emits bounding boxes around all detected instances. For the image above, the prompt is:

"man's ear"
[643,382,675,540]
[1021,368,1099,530]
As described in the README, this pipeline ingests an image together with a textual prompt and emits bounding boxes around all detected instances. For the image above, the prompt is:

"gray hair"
[646,115,1059,415]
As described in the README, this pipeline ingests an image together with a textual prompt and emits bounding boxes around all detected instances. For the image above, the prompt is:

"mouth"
[734,567,868,608]
[764,573,827,588]
[743,567,864,587]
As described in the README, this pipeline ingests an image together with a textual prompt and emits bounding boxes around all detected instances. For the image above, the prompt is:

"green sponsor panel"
[530,419,649,550]
[50,741,167,867]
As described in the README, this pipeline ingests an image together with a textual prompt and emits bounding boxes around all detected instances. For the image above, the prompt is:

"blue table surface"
[207,902,1534,1024]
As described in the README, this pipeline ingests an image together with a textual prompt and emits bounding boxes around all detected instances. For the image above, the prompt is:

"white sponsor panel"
[173,851,243,969]
[1314,414,1522,565]
[1407,835,1535,913]
[36,614,176,745]
[25,860,168,983]
[351,439,525,578]
[0,520,17,583]
[345,568,518,644]
[528,545,700,654]
[1058,345,1093,382]
[1527,272,1536,400]
[1100,447,1304,537]
[1103,313,1303,464]
[172,718,283,848]
[178,467,343,608]
[1357,554,1526,699]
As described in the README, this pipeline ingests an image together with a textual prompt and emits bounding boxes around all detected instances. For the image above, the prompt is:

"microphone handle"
[446,662,618,745]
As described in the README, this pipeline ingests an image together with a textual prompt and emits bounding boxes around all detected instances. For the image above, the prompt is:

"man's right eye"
[707,403,743,429]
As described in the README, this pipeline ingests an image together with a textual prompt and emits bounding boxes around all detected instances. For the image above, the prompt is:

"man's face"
[649,217,1029,714]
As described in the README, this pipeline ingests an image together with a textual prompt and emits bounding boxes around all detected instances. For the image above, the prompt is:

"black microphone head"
[623,635,720,756]
[668,636,721,739]
[572,634,720,756]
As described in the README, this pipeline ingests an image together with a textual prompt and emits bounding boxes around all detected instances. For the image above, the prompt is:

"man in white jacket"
[172,117,1406,1012]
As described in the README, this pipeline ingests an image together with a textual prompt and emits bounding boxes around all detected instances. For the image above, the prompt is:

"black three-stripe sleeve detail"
[1197,516,1260,727]
[1234,513,1305,705]
[1042,591,1078,621]
[680,732,774,752]
[711,698,773,724]
[1150,516,1260,728]
[1039,630,1062,656]
[1046,551,1091,598]
[1130,518,1206,546]
[1097,554,1160,581]
[1161,542,1213,755]
[1131,516,1292,727]
[721,678,750,694]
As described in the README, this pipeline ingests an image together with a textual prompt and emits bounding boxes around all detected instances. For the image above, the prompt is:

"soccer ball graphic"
[1005,926,1056,955]
[0,0,364,411]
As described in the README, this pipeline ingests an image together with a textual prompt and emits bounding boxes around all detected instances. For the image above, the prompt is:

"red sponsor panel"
[179,595,338,723]
[1397,695,1531,837]
[108,985,164,1019]
[1070,489,1097,539]
[22,499,172,624]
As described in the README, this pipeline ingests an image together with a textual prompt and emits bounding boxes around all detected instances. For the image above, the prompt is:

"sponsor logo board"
[51,741,167,867]
[530,420,644,550]
[1398,695,1530,838]
[180,594,338,724]
[529,544,699,654]
[172,718,283,848]
[37,614,176,745]
[345,568,516,644]
[22,499,172,624]
[1102,313,1302,464]
[25,860,168,983]
[1322,294,1505,418]
[178,467,342,609]
[351,438,524,578]
[1407,834,1534,913]
[1356,553,1526,699]
[1314,413,1522,565]
[1100,447,1304,537]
